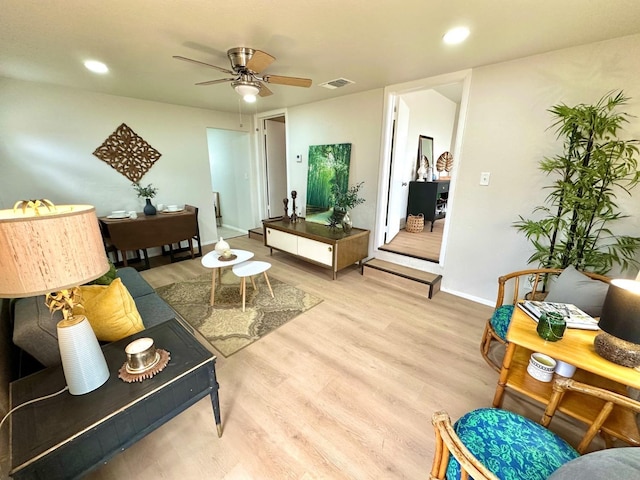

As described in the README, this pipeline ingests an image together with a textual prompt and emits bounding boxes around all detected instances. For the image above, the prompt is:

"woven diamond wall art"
[93,123,162,182]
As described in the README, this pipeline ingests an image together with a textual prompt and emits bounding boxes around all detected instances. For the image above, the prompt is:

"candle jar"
[536,311,566,342]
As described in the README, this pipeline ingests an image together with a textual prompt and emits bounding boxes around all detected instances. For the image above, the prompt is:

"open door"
[385,97,410,243]
[264,117,287,218]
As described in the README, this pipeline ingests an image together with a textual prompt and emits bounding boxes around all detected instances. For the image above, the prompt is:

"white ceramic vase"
[214,237,230,255]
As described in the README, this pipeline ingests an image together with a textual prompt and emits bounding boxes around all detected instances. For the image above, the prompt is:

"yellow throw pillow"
[74,278,144,342]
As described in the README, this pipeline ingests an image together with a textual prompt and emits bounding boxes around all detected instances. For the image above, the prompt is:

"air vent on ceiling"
[319,78,355,89]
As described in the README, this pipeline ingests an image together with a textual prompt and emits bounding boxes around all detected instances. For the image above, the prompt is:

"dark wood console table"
[263,218,369,279]
[9,318,222,480]
[100,207,201,268]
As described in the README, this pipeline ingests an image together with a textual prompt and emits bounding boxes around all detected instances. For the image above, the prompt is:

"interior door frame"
[374,69,472,273]
[385,96,410,243]
[255,108,289,222]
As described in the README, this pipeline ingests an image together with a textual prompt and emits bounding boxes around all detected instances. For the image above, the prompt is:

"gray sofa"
[0,267,177,477]
[11,267,176,368]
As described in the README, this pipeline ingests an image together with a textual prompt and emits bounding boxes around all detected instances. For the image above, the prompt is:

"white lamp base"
[57,315,109,395]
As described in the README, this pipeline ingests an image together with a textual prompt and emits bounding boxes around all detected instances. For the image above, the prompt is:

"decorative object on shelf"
[536,311,566,341]
[93,123,162,182]
[514,91,640,275]
[594,278,640,367]
[283,198,290,222]
[132,182,159,216]
[214,237,230,255]
[0,203,111,395]
[526,352,557,382]
[406,213,425,233]
[438,151,454,178]
[328,181,365,230]
[555,360,577,378]
[417,157,428,182]
[417,135,434,183]
[342,211,353,233]
[305,143,352,225]
[290,190,299,223]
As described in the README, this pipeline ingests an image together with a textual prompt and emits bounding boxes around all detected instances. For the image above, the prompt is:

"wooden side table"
[10,318,222,480]
[493,306,640,446]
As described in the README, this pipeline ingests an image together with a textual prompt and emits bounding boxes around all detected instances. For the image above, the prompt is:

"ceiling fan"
[173,47,312,102]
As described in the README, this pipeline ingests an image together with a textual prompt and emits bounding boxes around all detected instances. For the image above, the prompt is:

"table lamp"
[0,201,111,394]
[594,278,640,368]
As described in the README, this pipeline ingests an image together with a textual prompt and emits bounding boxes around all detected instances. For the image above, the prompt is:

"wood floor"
[380,220,444,262]
[87,235,597,480]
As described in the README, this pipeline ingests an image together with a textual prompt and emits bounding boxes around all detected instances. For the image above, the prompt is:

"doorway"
[375,70,472,272]
[206,128,253,240]
[256,110,288,222]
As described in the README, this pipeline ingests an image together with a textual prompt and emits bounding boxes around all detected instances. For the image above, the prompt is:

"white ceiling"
[3,0,640,114]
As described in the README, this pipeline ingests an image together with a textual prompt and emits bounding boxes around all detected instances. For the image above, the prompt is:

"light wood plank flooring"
[87,235,598,480]
[380,220,444,262]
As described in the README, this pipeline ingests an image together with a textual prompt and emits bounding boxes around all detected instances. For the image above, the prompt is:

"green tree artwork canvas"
[305,143,352,224]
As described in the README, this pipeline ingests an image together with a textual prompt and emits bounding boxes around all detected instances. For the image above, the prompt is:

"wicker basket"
[406,214,424,233]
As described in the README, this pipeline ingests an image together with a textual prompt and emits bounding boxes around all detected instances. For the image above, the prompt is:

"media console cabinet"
[263,218,369,279]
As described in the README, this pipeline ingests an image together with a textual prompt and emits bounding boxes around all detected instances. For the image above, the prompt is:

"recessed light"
[84,60,109,74]
[443,27,470,45]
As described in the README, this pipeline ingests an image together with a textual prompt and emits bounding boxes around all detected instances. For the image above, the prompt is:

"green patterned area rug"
[156,271,322,357]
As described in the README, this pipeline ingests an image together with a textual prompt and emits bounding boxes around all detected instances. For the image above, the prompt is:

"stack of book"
[517,300,599,330]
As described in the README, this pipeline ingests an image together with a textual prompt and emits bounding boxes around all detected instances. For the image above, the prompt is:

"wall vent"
[318,78,355,89]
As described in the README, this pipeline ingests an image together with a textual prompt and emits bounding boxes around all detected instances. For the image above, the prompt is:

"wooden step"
[248,228,263,241]
[362,258,441,299]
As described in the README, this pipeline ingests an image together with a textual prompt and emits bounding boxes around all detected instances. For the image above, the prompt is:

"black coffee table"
[10,318,221,480]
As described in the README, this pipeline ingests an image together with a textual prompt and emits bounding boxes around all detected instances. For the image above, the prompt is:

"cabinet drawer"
[298,237,333,266]
[266,228,297,254]
[437,181,449,193]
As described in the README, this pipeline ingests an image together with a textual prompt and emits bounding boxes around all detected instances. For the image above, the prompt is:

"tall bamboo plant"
[514,91,640,275]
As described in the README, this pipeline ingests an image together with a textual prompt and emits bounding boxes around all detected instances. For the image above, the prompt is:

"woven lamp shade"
[0,205,109,297]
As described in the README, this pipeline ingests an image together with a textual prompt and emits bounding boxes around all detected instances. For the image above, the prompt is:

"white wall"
[444,33,640,303]
[0,78,248,245]
[286,89,385,239]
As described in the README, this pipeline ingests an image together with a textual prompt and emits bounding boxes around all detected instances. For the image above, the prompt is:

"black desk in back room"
[407,180,449,232]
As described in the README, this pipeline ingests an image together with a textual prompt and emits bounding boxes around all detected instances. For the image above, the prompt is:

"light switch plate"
[480,172,490,186]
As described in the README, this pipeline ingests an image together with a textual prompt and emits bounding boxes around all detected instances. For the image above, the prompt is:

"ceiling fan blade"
[246,50,275,74]
[173,55,234,75]
[195,78,236,86]
[263,75,312,88]
[258,83,273,97]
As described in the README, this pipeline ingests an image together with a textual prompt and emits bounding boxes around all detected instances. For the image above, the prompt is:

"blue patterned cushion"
[490,305,515,341]
[447,408,579,480]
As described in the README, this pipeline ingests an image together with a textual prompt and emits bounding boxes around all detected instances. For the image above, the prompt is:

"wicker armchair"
[430,378,640,480]
[480,268,611,372]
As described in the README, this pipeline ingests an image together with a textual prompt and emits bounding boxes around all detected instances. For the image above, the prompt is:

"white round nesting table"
[201,249,254,305]
[232,261,274,312]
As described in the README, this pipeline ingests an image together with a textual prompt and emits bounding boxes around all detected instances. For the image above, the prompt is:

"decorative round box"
[527,352,557,382]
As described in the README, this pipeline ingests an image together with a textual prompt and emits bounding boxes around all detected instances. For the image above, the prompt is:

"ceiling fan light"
[234,84,260,98]
[243,94,257,103]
